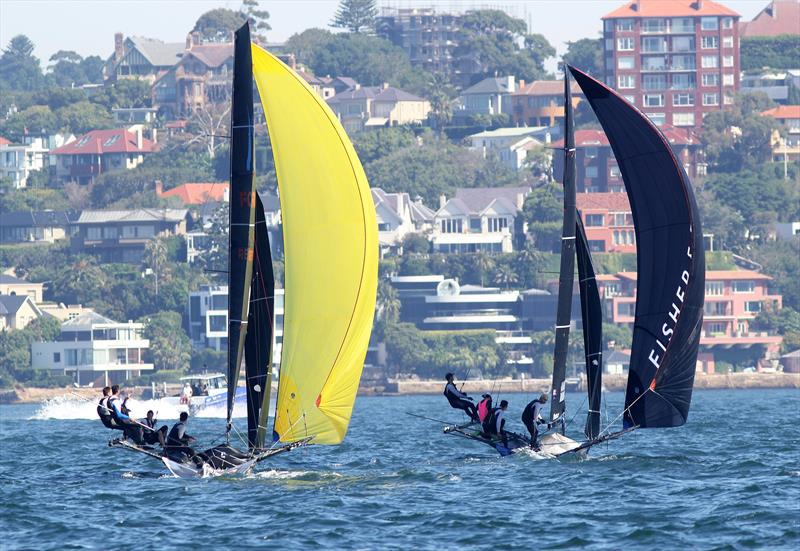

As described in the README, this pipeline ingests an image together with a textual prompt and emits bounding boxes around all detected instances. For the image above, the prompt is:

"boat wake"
[29,395,249,420]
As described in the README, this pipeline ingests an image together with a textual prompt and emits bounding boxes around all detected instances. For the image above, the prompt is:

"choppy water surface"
[1,389,798,549]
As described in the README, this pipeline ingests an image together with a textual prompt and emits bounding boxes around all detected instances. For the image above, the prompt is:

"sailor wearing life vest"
[443,373,479,422]
[522,393,550,451]
[482,400,509,448]
[97,386,119,430]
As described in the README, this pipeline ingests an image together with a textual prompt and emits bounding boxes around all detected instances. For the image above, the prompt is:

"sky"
[0,0,769,71]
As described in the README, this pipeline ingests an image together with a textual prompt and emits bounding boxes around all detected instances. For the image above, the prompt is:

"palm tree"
[143,237,170,295]
[427,73,455,133]
[472,252,495,287]
[55,256,107,304]
[376,280,401,323]
[493,264,519,289]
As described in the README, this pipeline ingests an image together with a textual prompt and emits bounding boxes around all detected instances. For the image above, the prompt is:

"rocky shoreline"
[1,372,798,404]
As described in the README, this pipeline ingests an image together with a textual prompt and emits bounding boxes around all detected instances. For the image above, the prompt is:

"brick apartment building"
[597,269,784,372]
[602,0,741,131]
[553,125,703,193]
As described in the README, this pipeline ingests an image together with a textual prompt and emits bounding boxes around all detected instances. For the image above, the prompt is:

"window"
[722,73,734,86]
[673,93,694,106]
[643,75,667,90]
[641,37,666,53]
[671,74,696,90]
[642,56,667,71]
[605,38,614,52]
[589,240,606,253]
[641,19,666,33]
[616,19,633,31]
[703,93,719,106]
[721,17,733,29]
[745,301,762,313]
[211,295,228,310]
[612,212,632,226]
[701,17,718,30]
[586,165,599,178]
[487,217,508,232]
[704,302,727,316]
[623,95,636,104]
[724,93,734,105]
[722,36,734,48]
[208,314,226,332]
[618,75,635,89]
[705,281,724,296]
[644,94,664,107]
[585,214,604,227]
[671,18,694,33]
[671,55,695,70]
[672,36,695,52]
[701,36,718,49]
[647,112,666,126]
[673,112,695,126]
[102,226,118,239]
[722,55,734,68]
[53,352,61,363]
[585,147,598,159]
[470,217,481,232]
[87,227,102,239]
[440,218,463,234]
[604,283,620,298]
[617,37,634,51]
[701,55,718,68]
[609,165,621,178]
[733,280,755,293]
[702,73,719,86]
[617,302,635,317]
[707,322,726,335]
[618,56,635,69]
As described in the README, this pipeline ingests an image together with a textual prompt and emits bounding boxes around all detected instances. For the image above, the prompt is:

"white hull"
[161,456,256,479]
[539,433,587,458]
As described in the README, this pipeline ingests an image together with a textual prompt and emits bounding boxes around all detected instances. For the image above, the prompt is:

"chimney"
[135,127,143,150]
[114,33,124,63]
[516,192,524,210]
[192,31,202,46]
[519,79,525,90]
[151,128,157,144]
[355,83,361,90]
[507,75,515,93]
[155,180,163,196]
[382,82,389,89]
[439,193,447,209]
[186,33,193,50]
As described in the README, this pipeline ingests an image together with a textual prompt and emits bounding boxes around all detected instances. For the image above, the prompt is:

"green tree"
[740,35,800,71]
[427,73,455,131]
[142,237,172,295]
[0,105,58,140]
[564,37,603,76]
[193,8,247,42]
[90,79,151,109]
[242,0,271,41]
[353,127,417,164]
[471,252,495,286]
[48,50,87,87]
[401,233,430,255]
[56,101,114,134]
[493,263,518,289]
[0,35,44,91]
[752,304,800,353]
[331,0,377,33]
[140,311,192,371]
[455,10,554,83]
[522,181,562,252]
[383,322,428,373]
[750,240,800,311]
[0,316,61,384]
[53,257,108,305]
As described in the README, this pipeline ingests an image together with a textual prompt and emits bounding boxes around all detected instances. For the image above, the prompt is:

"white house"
[31,312,152,385]
[457,76,517,117]
[372,188,435,255]
[469,126,550,171]
[431,186,531,254]
[0,137,48,188]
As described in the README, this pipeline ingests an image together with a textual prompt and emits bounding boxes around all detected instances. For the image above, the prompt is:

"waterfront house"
[456,76,516,119]
[327,84,431,133]
[105,33,184,83]
[576,192,636,253]
[372,188,435,255]
[31,312,153,385]
[50,128,155,185]
[431,186,531,253]
[155,181,229,205]
[511,79,583,128]
[0,137,48,188]
[0,294,42,331]
[71,208,188,263]
[0,274,44,302]
[761,105,800,162]
[0,211,72,244]
[468,127,550,171]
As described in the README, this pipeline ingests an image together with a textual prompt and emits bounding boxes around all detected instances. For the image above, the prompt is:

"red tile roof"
[512,80,582,97]
[577,192,631,212]
[740,0,800,37]
[617,269,772,281]
[0,137,10,146]
[159,182,228,205]
[761,105,800,120]
[553,125,699,147]
[50,128,154,155]
[603,0,739,19]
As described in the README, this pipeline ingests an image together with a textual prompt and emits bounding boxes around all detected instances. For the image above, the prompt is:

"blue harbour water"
[1,389,798,550]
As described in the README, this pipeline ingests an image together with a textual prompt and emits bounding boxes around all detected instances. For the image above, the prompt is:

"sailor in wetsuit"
[108,385,144,444]
[97,386,120,430]
[167,412,202,466]
[142,410,168,448]
[484,400,509,447]
[443,373,479,422]
[522,393,550,451]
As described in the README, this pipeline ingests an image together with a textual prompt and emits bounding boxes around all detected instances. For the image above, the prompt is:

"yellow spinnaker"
[251,45,378,445]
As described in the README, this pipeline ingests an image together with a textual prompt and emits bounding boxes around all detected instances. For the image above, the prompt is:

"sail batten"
[251,45,378,445]
[569,66,705,429]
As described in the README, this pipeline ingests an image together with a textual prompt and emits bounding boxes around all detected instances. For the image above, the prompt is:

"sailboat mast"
[226,23,258,433]
[549,69,577,426]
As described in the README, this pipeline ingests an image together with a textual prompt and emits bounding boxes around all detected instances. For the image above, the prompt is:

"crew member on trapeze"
[522,393,550,451]
[443,372,479,422]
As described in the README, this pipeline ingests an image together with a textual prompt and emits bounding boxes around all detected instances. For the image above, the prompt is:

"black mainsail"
[576,216,602,439]
[549,72,577,425]
[244,195,274,449]
[227,23,258,431]
[569,66,705,430]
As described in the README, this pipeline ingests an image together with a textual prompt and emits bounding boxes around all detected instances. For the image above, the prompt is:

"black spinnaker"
[549,71,577,425]
[227,23,258,432]
[244,194,274,449]
[569,66,705,430]
[576,215,602,440]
